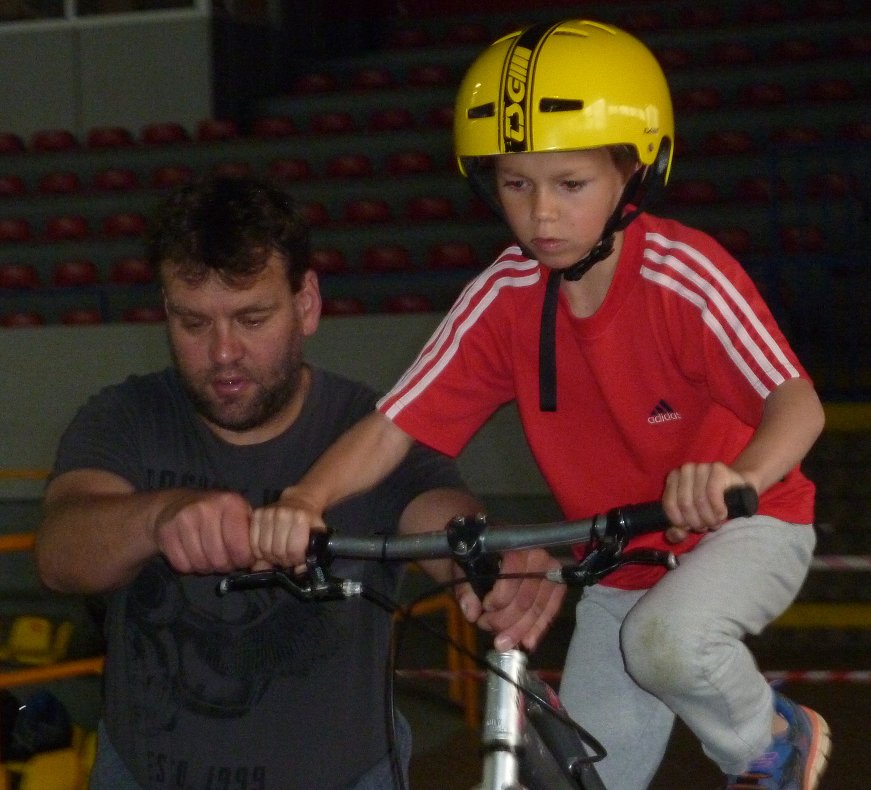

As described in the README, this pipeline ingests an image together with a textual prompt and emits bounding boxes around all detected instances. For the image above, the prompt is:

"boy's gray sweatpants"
[558,515,816,789]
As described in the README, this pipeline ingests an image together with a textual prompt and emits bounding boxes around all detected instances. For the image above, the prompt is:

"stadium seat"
[309,247,347,275]
[444,21,491,45]
[805,78,857,102]
[298,201,331,226]
[141,121,190,145]
[770,125,824,146]
[196,118,240,142]
[61,307,103,325]
[667,179,720,205]
[352,66,396,90]
[250,115,298,138]
[310,111,357,135]
[700,130,757,156]
[426,241,480,270]
[291,71,339,94]
[343,198,391,224]
[86,125,134,148]
[321,297,367,316]
[0,262,40,288]
[122,305,165,323]
[383,294,435,313]
[618,9,665,33]
[52,259,100,287]
[654,46,694,70]
[150,164,196,189]
[37,171,82,195]
[361,244,413,273]
[267,157,314,182]
[735,176,789,202]
[386,26,432,49]
[711,227,757,256]
[711,41,756,65]
[673,87,723,112]
[405,195,456,221]
[44,215,90,241]
[738,81,789,106]
[385,150,436,176]
[0,131,25,154]
[839,120,871,142]
[741,0,788,24]
[109,256,153,284]
[0,217,32,243]
[836,32,871,56]
[773,37,821,61]
[93,167,140,191]
[426,104,455,129]
[325,153,374,178]
[780,224,825,253]
[211,161,253,179]
[407,64,453,88]
[368,107,416,132]
[30,128,78,152]
[0,310,45,327]
[806,172,856,198]
[0,174,26,197]
[101,212,147,237]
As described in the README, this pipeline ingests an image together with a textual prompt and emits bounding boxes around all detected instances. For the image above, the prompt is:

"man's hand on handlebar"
[662,462,754,544]
[469,549,567,653]
[249,487,327,571]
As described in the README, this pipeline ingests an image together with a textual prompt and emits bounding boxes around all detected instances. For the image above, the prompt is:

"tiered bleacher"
[1,0,869,395]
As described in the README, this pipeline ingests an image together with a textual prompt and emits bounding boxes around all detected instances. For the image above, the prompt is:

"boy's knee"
[620,607,706,696]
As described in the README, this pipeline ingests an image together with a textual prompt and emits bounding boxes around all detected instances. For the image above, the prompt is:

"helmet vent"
[468,102,496,119]
[539,98,584,113]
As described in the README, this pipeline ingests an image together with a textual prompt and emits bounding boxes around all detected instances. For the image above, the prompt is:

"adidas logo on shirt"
[648,399,682,424]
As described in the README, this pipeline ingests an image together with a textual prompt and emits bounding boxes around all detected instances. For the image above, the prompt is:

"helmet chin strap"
[539,167,646,410]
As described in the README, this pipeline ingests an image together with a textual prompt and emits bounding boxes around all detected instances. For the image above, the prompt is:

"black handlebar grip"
[617,484,758,538]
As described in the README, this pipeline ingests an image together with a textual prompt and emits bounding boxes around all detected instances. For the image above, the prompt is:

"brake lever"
[547,548,678,587]
[217,567,362,601]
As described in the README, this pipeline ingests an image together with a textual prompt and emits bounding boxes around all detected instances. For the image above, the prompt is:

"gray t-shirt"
[52,366,465,790]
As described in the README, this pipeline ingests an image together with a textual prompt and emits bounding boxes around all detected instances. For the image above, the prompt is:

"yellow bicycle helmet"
[453,20,676,412]
[454,19,674,181]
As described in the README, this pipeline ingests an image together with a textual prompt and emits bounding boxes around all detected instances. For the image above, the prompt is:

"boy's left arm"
[664,377,825,541]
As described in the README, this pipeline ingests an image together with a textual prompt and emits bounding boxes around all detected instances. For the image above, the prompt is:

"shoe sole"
[800,705,831,790]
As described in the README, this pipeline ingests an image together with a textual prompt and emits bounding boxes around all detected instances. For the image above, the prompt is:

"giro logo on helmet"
[502,46,532,149]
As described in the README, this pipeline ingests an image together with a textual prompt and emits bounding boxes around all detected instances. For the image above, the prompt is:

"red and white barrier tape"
[396,668,871,684]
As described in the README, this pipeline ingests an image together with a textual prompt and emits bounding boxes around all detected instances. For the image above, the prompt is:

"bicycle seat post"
[477,649,527,790]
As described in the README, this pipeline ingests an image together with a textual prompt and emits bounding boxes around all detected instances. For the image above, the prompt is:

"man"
[35,175,564,789]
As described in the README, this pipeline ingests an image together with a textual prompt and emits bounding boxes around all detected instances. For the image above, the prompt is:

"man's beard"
[175,343,304,434]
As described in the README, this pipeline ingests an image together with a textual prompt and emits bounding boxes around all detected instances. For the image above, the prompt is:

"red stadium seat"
[654,47,694,70]
[774,37,821,61]
[700,130,757,156]
[805,78,857,102]
[618,9,665,33]
[806,171,857,199]
[710,42,756,66]
[298,201,331,227]
[738,81,789,106]
[45,215,90,241]
[109,256,154,284]
[101,212,147,237]
[309,247,347,275]
[386,27,432,49]
[0,174,26,198]
[673,87,723,112]
[711,227,757,256]
[61,307,103,325]
[197,118,240,142]
[310,111,357,135]
[405,195,456,221]
[0,263,40,288]
[30,128,78,152]
[741,1,788,24]
[780,224,825,254]
[325,153,374,179]
[86,125,134,149]
[368,107,416,132]
[321,297,367,316]
[291,71,339,94]
[836,32,871,56]
[407,64,453,88]
[0,310,45,327]
[735,176,789,202]
[267,158,314,182]
[839,121,871,142]
[667,179,720,205]
[0,218,32,243]
[211,161,253,179]
[141,122,190,145]
[426,241,479,270]
[382,294,435,313]
[37,170,82,195]
[122,306,165,323]
[93,167,140,191]
[151,164,196,189]
[352,67,396,91]
[426,104,455,129]
[0,132,25,154]
[343,198,392,224]
[385,150,436,176]
[444,21,491,45]
[52,259,100,287]
[250,115,298,138]
[770,126,824,146]
[361,244,412,273]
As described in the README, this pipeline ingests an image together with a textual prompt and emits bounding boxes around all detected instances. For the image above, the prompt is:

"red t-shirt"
[378,213,816,588]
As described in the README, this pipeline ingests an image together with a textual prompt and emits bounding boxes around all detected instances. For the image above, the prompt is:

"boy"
[253,20,830,789]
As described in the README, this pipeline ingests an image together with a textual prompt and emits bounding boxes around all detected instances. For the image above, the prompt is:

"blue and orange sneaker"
[726,693,831,789]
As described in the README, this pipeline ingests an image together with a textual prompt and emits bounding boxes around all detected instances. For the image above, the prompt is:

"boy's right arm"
[37,469,255,595]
